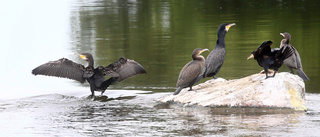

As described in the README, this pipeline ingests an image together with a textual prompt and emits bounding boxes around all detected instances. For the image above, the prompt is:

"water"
[1,93,320,136]
[0,0,320,136]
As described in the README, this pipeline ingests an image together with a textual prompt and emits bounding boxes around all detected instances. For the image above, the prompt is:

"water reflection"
[1,0,320,136]
[70,0,320,93]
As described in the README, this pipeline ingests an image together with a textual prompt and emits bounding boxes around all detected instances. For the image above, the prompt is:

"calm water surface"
[0,0,320,136]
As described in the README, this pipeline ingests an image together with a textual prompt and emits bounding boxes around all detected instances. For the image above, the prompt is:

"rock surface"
[159,72,307,111]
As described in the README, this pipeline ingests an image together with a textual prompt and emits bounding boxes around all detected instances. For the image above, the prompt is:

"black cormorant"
[280,32,309,81]
[32,53,146,99]
[195,23,235,83]
[247,41,293,79]
[174,48,209,95]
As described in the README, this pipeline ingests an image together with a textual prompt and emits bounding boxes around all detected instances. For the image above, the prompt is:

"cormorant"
[280,32,309,81]
[247,40,293,79]
[174,48,209,95]
[32,53,146,99]
[195,23,235,83]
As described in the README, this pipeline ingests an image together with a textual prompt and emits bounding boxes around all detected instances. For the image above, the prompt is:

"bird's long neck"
[87,58,94,68]
[285,38,290,44]
[216,37,226,48]
[193,55,205,62]
[281,38,288,44]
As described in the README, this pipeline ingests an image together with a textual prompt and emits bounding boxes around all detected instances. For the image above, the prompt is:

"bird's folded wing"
[102,57,146,82]
[177,61,201,87]
[32,58,86,83]
[292,46,303,68]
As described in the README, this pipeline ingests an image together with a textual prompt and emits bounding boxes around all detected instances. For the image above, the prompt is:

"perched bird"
[247,40,293,79]
[32,53,146,99]
[280,32,309,81]
[195,23,235,83]
[174,48,209,95]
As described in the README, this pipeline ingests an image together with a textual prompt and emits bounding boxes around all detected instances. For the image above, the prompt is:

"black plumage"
[280,32,309,81]
[247,41,293,79]
[32,53,146,98]
[174,48,209,95]
[195,23,235,83]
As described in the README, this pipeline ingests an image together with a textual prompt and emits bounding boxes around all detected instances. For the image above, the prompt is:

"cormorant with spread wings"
[32,53,146,99]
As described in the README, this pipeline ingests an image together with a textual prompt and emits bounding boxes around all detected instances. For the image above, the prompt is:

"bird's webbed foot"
[213,76,218,79]
[88,92,96,100]
[87,94,95,100]
[265,72,277,79]
[188,87,193,91]
[260,69,274,74]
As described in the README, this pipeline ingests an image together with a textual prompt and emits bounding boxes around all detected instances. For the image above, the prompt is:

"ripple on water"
[0,93,320,136]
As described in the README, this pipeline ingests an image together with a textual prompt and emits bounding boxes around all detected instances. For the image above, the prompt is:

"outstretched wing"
[32,58,86,83]
[256,40,272,56]
[101,57,146,82]
[276,45,294,61]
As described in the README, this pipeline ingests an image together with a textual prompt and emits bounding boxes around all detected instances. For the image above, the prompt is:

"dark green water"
[70,0,320,93]
[1,0,320,136]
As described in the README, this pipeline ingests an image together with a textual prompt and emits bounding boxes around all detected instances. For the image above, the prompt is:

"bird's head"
[78,53,93,61]
[192,48,209,60]
[280,32,291,44]
[280,32,291,39]
[225,23,236,32]
[217,23,236,38]
[198,48,209,55]
[193,48,209,56]
[247,51,255,60]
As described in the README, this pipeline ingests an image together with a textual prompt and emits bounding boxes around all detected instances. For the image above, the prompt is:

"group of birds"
[32,23,309,98]
[174,23,309,95]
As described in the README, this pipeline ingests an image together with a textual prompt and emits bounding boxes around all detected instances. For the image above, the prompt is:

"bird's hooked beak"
[200,48,209,54]
[225,23,236,31]
[247,54,254,60]
[76,53,87,60]
[280,33,285,38]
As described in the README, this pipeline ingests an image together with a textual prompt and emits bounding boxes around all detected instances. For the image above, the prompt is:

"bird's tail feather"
[173,87,183,95]
[297,69,310,81]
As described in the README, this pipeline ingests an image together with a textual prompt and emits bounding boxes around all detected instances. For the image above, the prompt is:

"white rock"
[159,72,307,111]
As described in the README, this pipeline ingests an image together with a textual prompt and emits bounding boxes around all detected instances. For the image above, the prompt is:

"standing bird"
[195,23,235,83]
[32,53,146,99]
[174,48,209,95]
[247,41,293,79]
[280,32,309,81]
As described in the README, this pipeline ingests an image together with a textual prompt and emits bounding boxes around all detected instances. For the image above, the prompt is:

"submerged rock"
[159,72,307,111]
